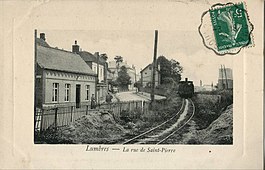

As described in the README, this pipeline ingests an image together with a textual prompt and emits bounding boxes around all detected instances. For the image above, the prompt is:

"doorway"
[76,84,81,108]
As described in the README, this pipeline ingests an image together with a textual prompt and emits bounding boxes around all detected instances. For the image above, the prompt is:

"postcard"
[1,0,263,169]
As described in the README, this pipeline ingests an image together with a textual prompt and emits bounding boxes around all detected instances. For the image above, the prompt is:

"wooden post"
[223,65,229,90]
[151,30,158,108]
[86,105,88,115]
[143,101,145,114]
[70,106,73,122]
[54,108,58,129]
[119,102,122,115]
[40,109,44,133]
[221,65,224,89]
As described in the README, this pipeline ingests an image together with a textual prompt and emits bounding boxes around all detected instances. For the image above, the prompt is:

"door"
[76,84,81,108]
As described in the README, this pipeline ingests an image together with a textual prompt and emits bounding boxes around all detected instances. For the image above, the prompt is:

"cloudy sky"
[38,0,234,86]
[41,29,233,86]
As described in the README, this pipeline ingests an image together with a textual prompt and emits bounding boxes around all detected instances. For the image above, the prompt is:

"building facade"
[140,63,160,88]
[73,41,109,103]
[108,61,137,90]
[36,40,97,109]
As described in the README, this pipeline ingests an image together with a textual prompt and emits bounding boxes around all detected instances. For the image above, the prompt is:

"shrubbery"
[192,90,233,130]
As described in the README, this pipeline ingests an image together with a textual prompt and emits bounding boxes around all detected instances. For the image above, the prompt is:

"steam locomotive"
[178,78,194,98]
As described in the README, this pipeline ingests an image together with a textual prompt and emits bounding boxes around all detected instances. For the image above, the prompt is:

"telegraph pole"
[221,65,224,89]
[223,65,228,90]
[151,30,158,107]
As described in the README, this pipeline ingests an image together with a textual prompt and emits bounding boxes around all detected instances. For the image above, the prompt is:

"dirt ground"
[166,104,233,144]
[38,110,130,144]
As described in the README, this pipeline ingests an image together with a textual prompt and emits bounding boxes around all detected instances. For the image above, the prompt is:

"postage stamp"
[199,2,254,55]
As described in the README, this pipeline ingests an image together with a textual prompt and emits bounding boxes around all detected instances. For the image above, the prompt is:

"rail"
[122,99,185,144]
[157,98,195,144]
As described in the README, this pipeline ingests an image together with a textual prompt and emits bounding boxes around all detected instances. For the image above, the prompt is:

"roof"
[140,63,160,73]
[37,45,96,76]
[36,38,50,47]
[78,51,106,65]
[140,64,152,73]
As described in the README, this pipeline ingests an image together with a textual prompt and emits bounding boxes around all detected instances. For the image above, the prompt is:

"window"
[52,83,59,102]
[101,67,104,78]
[64,84,70,102]
[93,65,97,73]
[85,85,90,100]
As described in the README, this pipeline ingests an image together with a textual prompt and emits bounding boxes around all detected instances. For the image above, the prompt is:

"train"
[178,78,194,98]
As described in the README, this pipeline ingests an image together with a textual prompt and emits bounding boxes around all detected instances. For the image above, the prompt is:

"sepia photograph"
[1,0,263,169]
[34,30,233,145]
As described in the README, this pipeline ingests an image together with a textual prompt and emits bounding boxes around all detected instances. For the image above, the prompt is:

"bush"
[192,90,233,130]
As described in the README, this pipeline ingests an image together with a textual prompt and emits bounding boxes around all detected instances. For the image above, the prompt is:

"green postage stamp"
[199,2,254,55]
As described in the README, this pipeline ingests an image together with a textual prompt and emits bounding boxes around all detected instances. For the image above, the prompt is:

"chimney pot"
[185,78,188,82]
[72,40,79,53]
[40,33,46,41]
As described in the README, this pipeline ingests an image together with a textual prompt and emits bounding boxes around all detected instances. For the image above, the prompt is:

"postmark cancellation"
[199,2,254,55]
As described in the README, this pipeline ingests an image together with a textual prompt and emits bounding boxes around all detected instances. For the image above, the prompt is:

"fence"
[35,100,151,132]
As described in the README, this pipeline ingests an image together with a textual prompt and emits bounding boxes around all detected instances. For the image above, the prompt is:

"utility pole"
[221,65,224,89]
[151,30,158,107]
[223,65,228,90]
[133,65,137,92]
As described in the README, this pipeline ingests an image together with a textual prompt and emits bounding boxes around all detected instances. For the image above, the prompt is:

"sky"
[41,30,233,86]
[37,0,234,87]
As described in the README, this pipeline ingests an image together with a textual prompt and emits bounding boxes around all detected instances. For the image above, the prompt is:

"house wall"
[141,66,159,87]
[42,70,96,108]
[91,62,105,82]
[36,65,43,108]
[127,68,136,90]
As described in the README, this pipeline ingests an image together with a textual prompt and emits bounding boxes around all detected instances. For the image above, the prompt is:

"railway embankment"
[197,104,233,144]
[166,91,233,144]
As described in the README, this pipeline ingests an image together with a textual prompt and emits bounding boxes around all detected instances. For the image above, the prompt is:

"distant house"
[72,41,109,103]
[108,60,137,90]
[140,63,160,88]
[36,35,97,108]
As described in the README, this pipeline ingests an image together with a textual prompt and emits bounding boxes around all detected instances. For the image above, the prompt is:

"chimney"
[72,40,79,53]
[185,78,188,82]
[40,33,46,41]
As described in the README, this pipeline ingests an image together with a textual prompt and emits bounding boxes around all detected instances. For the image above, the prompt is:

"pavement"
[115,91,166,102]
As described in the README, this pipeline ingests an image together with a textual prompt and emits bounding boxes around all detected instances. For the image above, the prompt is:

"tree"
[170,59,182,82]
[100,53,108,61]
[114,56,123,78]
[114,56,123,69]
[116,66,131,90]
[157,55,182,84]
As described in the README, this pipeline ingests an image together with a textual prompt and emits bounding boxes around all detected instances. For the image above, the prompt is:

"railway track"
[122,98,195,145]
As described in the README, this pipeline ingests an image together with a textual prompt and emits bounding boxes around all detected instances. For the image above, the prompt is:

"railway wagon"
[178,78,194,98]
